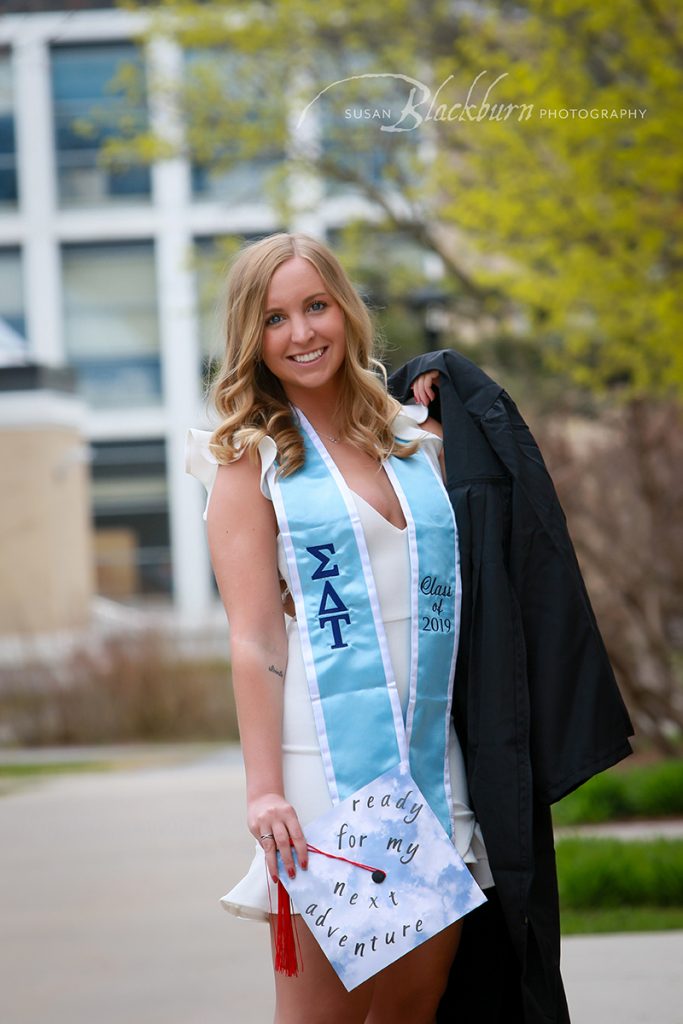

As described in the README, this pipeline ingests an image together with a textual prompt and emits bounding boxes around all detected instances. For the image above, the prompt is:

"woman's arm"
[206,453,307,881]
[409,370,446,480]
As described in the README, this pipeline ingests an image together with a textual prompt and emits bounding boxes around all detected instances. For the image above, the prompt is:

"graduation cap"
[275,763,487,991]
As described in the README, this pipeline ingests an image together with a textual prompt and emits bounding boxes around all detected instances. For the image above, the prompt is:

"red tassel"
[274,878,301,977]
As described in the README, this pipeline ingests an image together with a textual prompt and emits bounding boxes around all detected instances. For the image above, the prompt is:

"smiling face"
[261,256,347,403]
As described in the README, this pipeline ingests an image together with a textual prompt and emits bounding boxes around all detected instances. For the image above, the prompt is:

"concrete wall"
[0,386,94,635]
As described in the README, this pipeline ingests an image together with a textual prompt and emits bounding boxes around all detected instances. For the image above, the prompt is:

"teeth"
[292,348,324,364]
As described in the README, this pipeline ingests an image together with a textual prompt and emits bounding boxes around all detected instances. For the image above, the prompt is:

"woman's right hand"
[411,369,440,406]
[248,792,308,883]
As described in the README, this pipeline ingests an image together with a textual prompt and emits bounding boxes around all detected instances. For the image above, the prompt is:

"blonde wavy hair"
[207,231,420,476]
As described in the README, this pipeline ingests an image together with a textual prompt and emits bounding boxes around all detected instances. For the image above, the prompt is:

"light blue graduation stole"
[267,407,462,839]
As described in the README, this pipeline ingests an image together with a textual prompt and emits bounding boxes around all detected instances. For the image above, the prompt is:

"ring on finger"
[260,832,275,842]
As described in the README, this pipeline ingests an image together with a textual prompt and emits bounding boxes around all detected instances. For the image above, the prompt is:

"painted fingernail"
[302,861,308,870]
[271,874,278,883]
[288,868,295,879]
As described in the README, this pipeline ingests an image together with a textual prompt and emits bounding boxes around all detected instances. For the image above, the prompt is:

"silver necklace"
[310,424,341,443]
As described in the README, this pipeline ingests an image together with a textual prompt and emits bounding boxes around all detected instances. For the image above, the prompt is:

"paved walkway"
[0,743,681,1024]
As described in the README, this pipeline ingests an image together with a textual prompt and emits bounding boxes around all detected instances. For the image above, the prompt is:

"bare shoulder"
[420,415,443,439]
[205,448,281,634]
[206,449,275,535]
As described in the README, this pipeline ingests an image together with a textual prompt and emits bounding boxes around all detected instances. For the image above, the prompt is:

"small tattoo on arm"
[268,664,284,678]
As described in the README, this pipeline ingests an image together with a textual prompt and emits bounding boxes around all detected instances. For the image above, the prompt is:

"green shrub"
[627,761,683,817]
[554,773,632,824]
[556,838,683,909]
[552,760,683,826]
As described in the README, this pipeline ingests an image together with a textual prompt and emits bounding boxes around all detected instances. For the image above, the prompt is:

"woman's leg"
[270,913,463,1024]
[365,919,463,1024]
[269,914,375,1024]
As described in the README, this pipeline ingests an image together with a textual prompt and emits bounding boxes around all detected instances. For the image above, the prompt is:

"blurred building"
[0,361,94,635]
[0,1,437,627]
[0,2,295,625]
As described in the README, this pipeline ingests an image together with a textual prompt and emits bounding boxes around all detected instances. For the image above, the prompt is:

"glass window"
[193,233,273,384]
[51,43,151,207]
[193,236,228,376]
[62,241,161,408]
[318,57,420,199]
[0,248,26,360]
[90,439,172,597]
[185,50,287,204]
[0,52,18,209]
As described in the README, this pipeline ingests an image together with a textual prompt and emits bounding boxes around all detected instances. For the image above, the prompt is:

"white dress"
[185,406,495,923]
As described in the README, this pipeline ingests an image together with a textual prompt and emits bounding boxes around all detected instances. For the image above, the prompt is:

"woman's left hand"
[411,370,440,406]
[248,792,308,883]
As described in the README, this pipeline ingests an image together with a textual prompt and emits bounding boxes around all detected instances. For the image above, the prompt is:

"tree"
[103,0,683,749]
[108,0,683,401]
[536,397,683,754]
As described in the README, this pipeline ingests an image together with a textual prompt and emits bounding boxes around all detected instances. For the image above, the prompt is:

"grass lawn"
[0,742,225,792]
[0,761,115,777]
[561,906,683,934]
[556,836,683,935]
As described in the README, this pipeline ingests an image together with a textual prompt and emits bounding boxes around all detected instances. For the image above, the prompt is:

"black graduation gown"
[388,348,635,1024]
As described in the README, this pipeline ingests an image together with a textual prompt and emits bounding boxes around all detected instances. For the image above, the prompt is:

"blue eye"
[265,300,327,326]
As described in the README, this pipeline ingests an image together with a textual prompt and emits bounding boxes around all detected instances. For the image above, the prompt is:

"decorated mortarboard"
[275,763,487,991]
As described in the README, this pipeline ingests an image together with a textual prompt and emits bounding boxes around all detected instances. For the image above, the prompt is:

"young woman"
[185,232,494,1024]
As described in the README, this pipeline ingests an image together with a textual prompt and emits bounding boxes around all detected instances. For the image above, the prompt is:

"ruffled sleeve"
[185,429,218,521]
[255,436,278,501]
[391,403,443,475]
[184,427,279,521]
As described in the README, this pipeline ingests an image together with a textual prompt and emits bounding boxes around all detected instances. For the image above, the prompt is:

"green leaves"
[114,0,683,397]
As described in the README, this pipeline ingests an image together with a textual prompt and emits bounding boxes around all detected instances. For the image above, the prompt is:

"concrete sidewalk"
[561,932,682,1024]
[0,743,681,1024]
